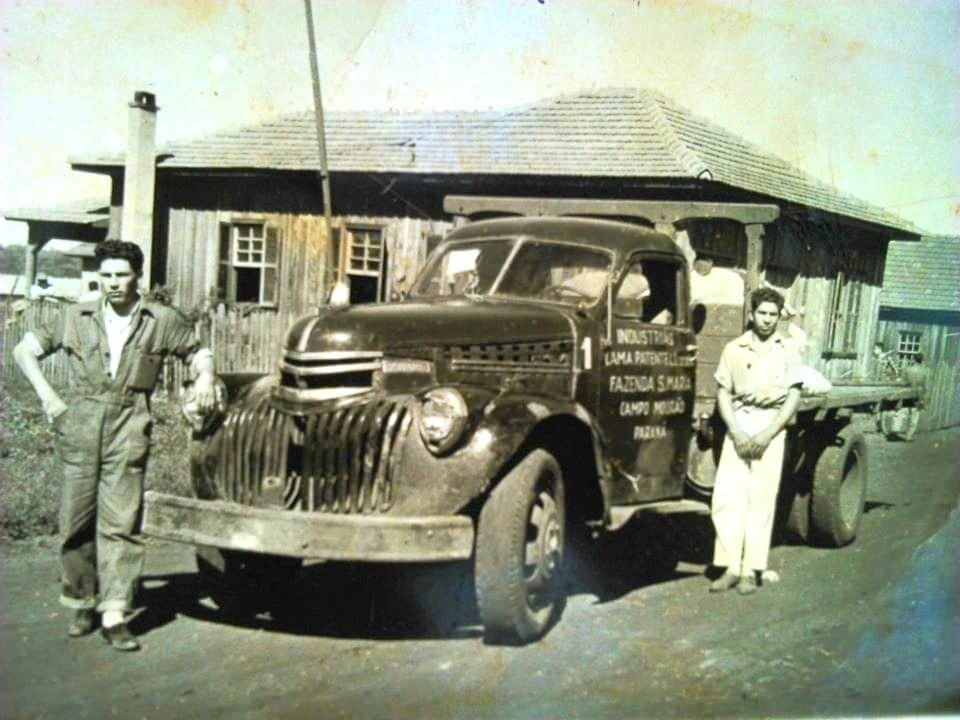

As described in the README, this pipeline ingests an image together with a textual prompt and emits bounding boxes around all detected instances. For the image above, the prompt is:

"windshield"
[410,238,614,306]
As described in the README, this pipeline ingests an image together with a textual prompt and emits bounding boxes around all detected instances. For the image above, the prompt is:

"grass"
[0,377,193,541]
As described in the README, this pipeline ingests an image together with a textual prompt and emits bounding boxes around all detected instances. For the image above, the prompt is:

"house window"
[218,223,280,305]
[897,331,922,361]
[687,219,744,267]
[825,271,864,356]
[345,225,385,304]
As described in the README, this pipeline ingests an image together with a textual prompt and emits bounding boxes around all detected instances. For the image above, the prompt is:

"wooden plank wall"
[167,209,452,310]
[876,317,960,429]
[275,214,329,317]
[165,209,329,315]
[760,219,886,381]
[925,359,960,430]
[166,209,220,309]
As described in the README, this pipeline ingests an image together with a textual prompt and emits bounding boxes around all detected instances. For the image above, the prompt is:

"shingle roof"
[881,236,960,312]
[4,198,109,226]
[70,87,916,234]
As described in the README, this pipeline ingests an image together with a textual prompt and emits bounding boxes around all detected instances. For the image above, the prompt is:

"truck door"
[597,255,695,503]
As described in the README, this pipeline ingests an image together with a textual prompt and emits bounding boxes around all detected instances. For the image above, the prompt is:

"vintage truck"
[143,198,919,644]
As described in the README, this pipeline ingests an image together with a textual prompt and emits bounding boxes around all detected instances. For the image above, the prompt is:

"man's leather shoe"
[708,570,739,593]
[68,609,98,638]
[101,622,140,651]
[737,573,759,595]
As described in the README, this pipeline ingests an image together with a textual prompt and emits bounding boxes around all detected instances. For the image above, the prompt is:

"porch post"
[743,223,765,323]
[23,225,47,292]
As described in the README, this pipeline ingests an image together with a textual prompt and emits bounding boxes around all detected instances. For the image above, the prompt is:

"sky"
[0,0,957,246]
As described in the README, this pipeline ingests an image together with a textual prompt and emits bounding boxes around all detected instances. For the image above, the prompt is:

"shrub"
[0,379,193,541]
[0,381,63,539]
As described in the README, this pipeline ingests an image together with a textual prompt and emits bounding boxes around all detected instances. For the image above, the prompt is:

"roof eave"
[70,161,121,176]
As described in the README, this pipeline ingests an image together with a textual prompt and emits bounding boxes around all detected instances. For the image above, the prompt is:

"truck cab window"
[615,259,679,325]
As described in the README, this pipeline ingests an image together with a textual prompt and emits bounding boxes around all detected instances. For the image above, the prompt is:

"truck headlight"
[419,387,468,455]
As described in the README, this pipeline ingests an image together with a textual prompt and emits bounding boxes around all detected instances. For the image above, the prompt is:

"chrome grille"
[214,396,295,507]
[214,397,410,514]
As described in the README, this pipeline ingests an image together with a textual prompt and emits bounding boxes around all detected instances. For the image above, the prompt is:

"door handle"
[679,343,698,357]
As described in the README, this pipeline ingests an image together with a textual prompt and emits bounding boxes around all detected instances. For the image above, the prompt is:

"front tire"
[475,449,566,645]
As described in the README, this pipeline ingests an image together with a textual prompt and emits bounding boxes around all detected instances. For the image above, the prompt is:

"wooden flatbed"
[695,382,919,422]
[797,382,919,422]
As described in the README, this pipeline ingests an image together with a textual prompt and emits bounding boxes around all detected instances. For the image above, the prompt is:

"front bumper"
[142,491,475,562]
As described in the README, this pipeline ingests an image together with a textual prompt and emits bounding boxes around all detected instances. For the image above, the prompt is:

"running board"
[609,499,711,531]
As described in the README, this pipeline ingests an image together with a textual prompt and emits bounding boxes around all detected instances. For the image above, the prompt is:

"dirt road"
[3,428,958,719]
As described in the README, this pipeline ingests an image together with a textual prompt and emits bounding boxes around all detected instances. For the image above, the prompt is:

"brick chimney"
[120,91,158,288]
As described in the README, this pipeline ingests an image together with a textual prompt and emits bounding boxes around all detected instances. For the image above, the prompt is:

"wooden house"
[64,87,917,379]
[876,235,960,429]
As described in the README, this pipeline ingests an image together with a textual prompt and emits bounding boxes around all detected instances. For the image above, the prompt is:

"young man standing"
[14,241,220,650]
[709,287,802,595]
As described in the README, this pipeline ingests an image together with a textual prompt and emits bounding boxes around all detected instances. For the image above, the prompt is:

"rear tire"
[810,427,867,547]
[475,449,566,645]
[196,546,302,618]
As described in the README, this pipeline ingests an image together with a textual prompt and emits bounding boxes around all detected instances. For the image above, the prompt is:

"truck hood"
[285,298,575,353]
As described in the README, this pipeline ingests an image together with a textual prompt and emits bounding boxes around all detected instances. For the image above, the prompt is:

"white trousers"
[711,408,786,575]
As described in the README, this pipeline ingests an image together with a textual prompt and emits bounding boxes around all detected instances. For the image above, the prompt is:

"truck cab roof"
[444,216,683,263]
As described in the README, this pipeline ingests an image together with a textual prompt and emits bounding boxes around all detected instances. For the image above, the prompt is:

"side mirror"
[691,302,707,334]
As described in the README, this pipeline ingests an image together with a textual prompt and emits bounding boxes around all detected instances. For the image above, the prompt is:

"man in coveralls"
[708,287,802,595]
[13,241,219,650]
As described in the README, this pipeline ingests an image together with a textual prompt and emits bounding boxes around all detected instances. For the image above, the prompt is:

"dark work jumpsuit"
[31,299,198,613]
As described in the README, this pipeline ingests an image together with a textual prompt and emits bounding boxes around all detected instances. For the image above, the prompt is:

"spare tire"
[810,426,867,547]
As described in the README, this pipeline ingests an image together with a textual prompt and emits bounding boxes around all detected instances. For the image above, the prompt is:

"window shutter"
[331,226,343,274]
[264,225,281,305]
[217,224,231,301]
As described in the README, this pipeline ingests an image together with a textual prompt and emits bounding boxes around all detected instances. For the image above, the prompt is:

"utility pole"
[304,0,338,284]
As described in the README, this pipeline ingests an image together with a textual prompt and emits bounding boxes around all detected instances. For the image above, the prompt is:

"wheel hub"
[541,514,561,577]
[525,490,562,599]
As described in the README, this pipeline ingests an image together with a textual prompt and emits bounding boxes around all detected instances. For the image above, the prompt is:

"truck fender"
[388,392,609,519]
[482,393,606,478]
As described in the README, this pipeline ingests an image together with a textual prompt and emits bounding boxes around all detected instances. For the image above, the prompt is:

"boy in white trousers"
[709,287,802,595]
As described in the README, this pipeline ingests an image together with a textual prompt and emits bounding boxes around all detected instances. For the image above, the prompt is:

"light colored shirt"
[690,267,745,305]
[103,300,138,378]
[714,330,803,409]
[28,298,199,397]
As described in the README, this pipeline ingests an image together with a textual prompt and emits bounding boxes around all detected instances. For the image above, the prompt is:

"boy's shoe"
[67,609,98,638]
[101,622,141,651]
[737,573,759,595]
[708,570,739,592]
